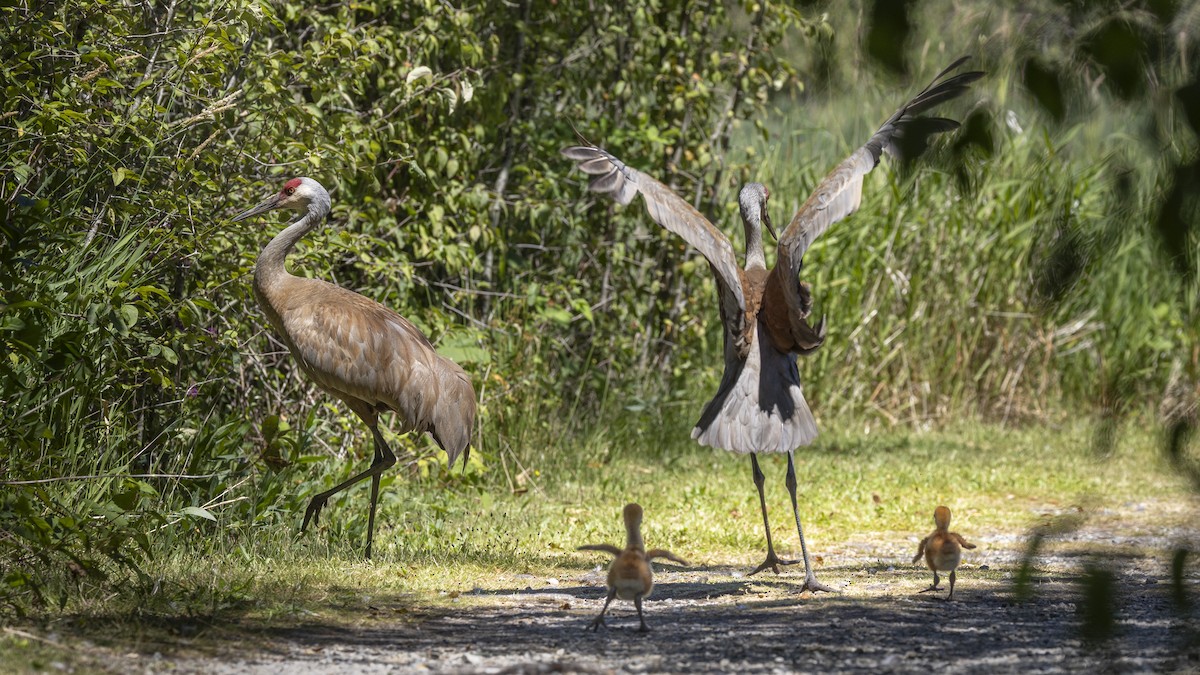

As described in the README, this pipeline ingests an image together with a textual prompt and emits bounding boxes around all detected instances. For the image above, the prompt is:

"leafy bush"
[0,0,813,610]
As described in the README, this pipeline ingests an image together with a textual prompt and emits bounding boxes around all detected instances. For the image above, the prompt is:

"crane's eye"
[285,187,296,196]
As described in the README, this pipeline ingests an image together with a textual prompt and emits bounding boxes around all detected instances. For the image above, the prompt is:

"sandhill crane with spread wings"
[564,58,982,591]
[232,177,476,559]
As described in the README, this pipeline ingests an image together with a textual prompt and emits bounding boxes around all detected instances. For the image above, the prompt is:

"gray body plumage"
[692,317,816,454]
[249,179,474,464]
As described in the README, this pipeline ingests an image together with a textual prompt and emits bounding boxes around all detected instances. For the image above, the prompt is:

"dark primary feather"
[864,59,985,165]
[774,57,983,276]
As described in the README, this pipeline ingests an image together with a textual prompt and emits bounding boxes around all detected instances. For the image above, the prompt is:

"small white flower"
[1006,109,1023,134]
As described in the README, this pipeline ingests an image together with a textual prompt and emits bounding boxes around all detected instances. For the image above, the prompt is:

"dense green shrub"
[0,0,813,609]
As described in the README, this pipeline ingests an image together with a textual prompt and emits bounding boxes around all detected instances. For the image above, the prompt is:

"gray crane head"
[737,182,777,241]
[232,177,331,222]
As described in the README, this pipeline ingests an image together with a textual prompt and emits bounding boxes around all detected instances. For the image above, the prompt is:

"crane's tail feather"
[692,326,817,454]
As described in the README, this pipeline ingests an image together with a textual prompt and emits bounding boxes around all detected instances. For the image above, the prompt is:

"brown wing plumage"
[562,145,747,337]
[578,543,623,556]
[766,58,983,349]
[645,548,688,565]
[913,535,930,564]
[775,57,982,267]
[271,276,475,465]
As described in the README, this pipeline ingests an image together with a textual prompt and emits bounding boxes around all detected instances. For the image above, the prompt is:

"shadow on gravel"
[242,567,1198,674]
[466,579,780,602]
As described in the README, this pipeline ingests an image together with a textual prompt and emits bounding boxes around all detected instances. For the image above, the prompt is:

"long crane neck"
[738,186,769,270]
[744,218,767,270]
[254,203,327,293]
[624,518,645,552]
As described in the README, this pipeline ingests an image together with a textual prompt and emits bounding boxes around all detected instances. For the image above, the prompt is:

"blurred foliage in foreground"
[0,0,1197,623]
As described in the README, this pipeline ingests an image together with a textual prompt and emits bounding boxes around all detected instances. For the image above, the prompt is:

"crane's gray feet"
[637,621,650,633]
[301,495,329,532]
[587,616,607,632]
[800,574,837,593]
[748,551,798,576]
[919,584,944,593]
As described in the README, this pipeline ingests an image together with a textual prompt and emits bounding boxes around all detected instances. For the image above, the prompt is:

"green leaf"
[180,506,216,522]
[262,415,280,443]
[119,304,138,327]
[111,488,140,511]
[438,334,489,365]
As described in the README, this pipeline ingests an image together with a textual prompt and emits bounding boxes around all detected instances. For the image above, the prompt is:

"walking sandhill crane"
[913,505,977,600]
[564,58,982,591]
[578,503,688,632]
[232,177,476,559]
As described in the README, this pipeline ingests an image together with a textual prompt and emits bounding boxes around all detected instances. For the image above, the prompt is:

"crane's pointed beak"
[762,209,778,241]
[231,194,283,222]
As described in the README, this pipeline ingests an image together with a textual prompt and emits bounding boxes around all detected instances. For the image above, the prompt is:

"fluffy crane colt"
[913,505,977,600]
[578,503,687,632]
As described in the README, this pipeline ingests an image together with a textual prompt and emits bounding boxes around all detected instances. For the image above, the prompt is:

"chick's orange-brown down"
[232,178,476,559]
[913,505,977,599]
[564,58,982,588]
[578,503,687,632]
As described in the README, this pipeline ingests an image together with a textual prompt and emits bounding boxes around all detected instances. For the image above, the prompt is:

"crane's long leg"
[785,452,835,592]
[920,571,942,593]
[588,589,617,632]
[749,453,797,576]
[634,593,649,632]
[947,570,957,600]
[363,426,399,559]
[301,423,397,559]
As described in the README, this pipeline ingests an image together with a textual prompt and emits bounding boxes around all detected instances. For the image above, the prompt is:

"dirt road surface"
[134,500,1199,674]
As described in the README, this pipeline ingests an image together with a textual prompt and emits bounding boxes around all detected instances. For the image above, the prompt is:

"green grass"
[2,417,1191,671]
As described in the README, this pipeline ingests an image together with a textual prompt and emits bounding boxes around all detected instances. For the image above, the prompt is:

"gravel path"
[146,501,1200,674]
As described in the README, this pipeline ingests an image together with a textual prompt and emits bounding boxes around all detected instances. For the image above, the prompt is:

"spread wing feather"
[562,145,747,332]
[775,57,984,276]
[578,543,623,556]
[645,549,688,565]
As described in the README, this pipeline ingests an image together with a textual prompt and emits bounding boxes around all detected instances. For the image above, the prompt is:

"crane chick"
[913,505,977,600]
[578,503,687,632]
